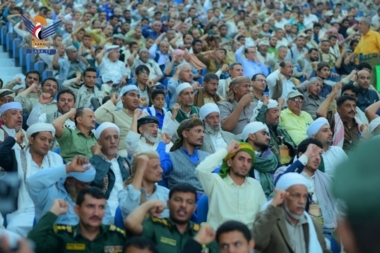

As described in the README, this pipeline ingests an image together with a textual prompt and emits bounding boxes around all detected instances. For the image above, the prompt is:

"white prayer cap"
[26,123,56,139]
[0,102,22,114]
[306,117,329,137]
[176,83,192,96]
[369,117,380,133]
[119,85,138,97]
[95,122,120,139]
[267,99,279,109]
[105,45,120,51]
[199,103,220,120]
[241,122,269,141]
[276,172,309,191]
[67,167,96,183]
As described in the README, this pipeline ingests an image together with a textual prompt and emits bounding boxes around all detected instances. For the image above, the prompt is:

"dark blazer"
[252,205,332,253]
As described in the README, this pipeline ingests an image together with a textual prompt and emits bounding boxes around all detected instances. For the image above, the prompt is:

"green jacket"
[142,216,219,253]
[28,212,126,253]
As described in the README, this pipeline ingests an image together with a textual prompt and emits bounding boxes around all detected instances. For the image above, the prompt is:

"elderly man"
[195,140,266,229]
[345,17,380,87]
[253,173,331,253]
[199,103,235,154]
[53,45,86,81]
[217,62,243,99]
[159,119,209,192]
[163,83,199,138]
[194,73,222,107]
[219,77,256,136]
[255,99,297,166]
[0,89,15,106]
[127,110,172,157]
[26,156,111,225]
[168,63,195,107]
[90,122,131,216]
[242,122,279,198]
[267,61,299,101]
[355,70,379,111]
[307,118,348,179]
[280,91,313,145]
[235,45,269,78]
[148,34,172,69]
[0,123,62,237]
[0,102,27,146]
[299,77,326,119]
[95,85,148,157]
[317,84,368,152]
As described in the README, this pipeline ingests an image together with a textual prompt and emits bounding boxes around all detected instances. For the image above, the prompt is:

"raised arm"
[316,83,341,118]
[365,100,380,122]
[52,108,76,138]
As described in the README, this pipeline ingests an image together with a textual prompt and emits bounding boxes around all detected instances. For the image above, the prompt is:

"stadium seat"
[34,61,47,74]
[196,195,209,223]
[161,77,168,89]
[42,70,53,79]
[0,26,6,48]
[20,47,27,72]
[114,206,124,230]
[54,148,60,154]
[6,32,14,57]
[26,53,36,73]
[12,38,20,66]
[33,217,36,227]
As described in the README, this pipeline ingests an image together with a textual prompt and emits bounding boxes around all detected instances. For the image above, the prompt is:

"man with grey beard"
[126,109,172,157]
[198,103,235,154]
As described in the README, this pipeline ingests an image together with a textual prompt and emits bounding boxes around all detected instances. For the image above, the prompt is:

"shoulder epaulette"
[53,225,73,234]
[109,225,126,237]
[151,216,171,229]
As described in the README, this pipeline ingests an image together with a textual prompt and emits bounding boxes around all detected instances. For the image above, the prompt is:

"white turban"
[250,99,278,122]
[241,122,269,141]
[67,167,96,183]
[369,117,380,133]
[105,45,120,51]
[95,122,120,139]
[199,103,220,120]
[276,172,310,191]
[26,123,56,139]
[119,85,138,97]
[306,117,329,137]
[0,102,22,115]
[176,83,192,96]
[267,99,279,109]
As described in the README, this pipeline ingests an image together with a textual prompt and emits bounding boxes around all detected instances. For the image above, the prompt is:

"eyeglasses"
[138,72,149,77]
[291,98,303,103]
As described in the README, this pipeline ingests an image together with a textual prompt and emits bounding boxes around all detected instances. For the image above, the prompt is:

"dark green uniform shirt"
[28,212,126,253]
[141,217,219,253]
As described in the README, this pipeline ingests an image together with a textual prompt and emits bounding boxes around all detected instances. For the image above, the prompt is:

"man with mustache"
[0,102,27,146]
[317,84,368,152]
[28,188,125,253]
[0,123,62,237]
[127,110,172,157]
[125,183,218,253]
[194,73,222,107]
[90,122,131,217]
[15,78,59,115]
[195,140,266,230]
[275,138,339,243]
[199,103,235,154]
[253,173,331,253]
[4,71,41,99]
[26,156,111,225]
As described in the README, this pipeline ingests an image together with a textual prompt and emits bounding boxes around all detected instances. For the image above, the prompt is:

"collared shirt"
[267,69,297,99]
[74,85,106,109]
[322,146,348,179]
[286,45,308,66]
[57,128,97,162]
[195,148,266,229]
[15,95,58,115]
[284,210,307,253]
[357,88,379,112]
[302,91,326,119]
[131,59,163,81]
[234,46,269,78]
[208,132,228,152]
[148,44,170,66]
[354,30,380,55]
[99,57,129,83]
[107,157,124,215]
[26,102,75,128]
[301,172,318,203]
[280,108,314,145]
[56,58,86,80]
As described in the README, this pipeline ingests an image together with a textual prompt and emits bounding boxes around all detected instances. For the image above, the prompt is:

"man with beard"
[26,156,111,225]
[0,123,62,237]
[167,63,196,107]
[90,122,131,217]
[306,118,348,179]
[355,70,379,111]
[297,48,319,78]
[0,102,26,144]
[95,85,148,157]
[28,189,125,253]
[317,85,368,152]
[217,62,243,99]
[199,103,235,154]
[194,73,222,107]
[15,78,59,115]
[127,110,172,157]
[124,184,219,253]
[148,33,172,69]
[242,122,279,198]
[253,173,331,253]
[159,119,209,192]
[195,140,266,230]
[27,89,76,129]
[299,77,326,120]
[4,71,41,99]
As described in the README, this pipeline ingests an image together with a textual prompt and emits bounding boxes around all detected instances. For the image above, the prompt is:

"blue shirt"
[357,88,379,112]
[145,107,165,129]
[142,25,162,40]
[235,47,269,78]
[319,83,333,98]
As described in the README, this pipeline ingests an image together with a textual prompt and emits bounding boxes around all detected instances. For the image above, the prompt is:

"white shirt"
[126,131,172,157]
[303,14,319,29]
[274,19,288,29]
[27,102,75,129]
[108,158,124,215]
[322,146,348,179]
[267,69,296,99]
[372,15,380,28]
[301,172,318,203]
[99,58,129,83]
[209,132,227,152]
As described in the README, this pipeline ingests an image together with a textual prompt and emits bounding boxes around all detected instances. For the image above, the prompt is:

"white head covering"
[105,45,120,51]
[199,103,220,120]
[26,123,55,139]
[276,172,310,191]
[369,117,380,133]
[267,99,279,109]
[250,99,279,122]
[241,122,269,141]
[95,122,120,139]
[0,102,22,115]
[67,167,96,183]
[306,117,329,137]
[119,85,138,97]
[176,83,192,96]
